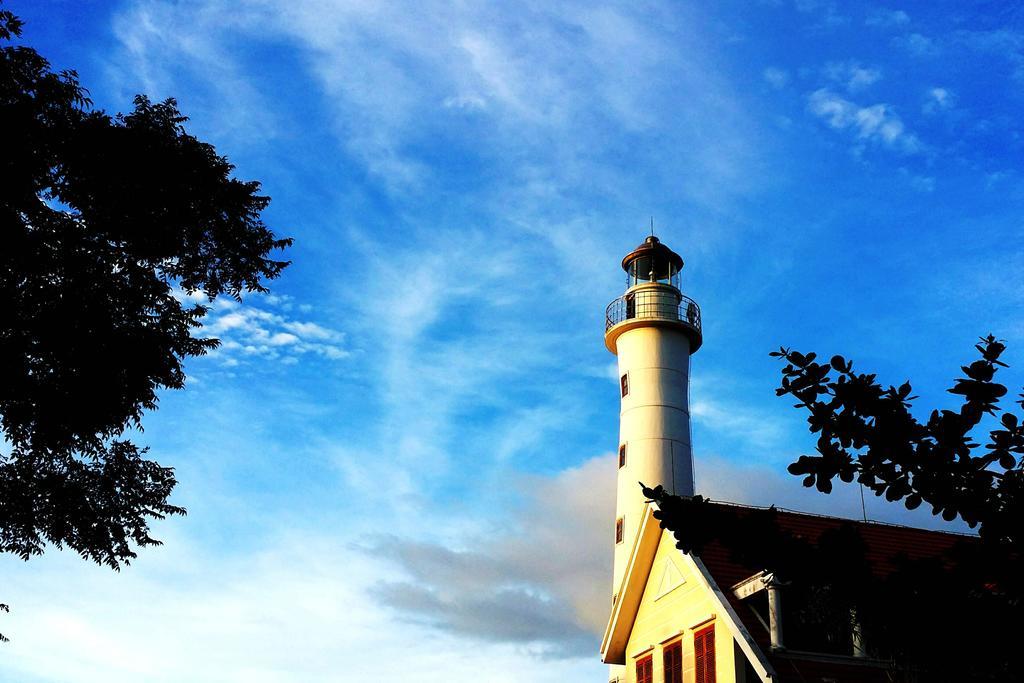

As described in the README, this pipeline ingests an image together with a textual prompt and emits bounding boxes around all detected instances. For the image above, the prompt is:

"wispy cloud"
[894,32,939,57]
[690,387,789,451]
[807,88,921,153]
[902,170,935,193]
[323,228,585,504]
[954,29,1024,82]
[109,0,765,206]
[367,455,615,657]
[175,291,349,367]
[0,526,606,682]
[794,0,849,29]
[107,2,280,145]
[695,454,970,532]
[442,93,488,111]
[823,60,882,92]
[763,66,789,89]
[864,8,909,28]
[922,86,955,114]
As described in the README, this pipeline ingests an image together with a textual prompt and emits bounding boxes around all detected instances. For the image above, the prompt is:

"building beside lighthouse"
[597,236,969,683]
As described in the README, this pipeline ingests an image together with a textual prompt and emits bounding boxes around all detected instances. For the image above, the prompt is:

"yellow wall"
[622,530,738,683]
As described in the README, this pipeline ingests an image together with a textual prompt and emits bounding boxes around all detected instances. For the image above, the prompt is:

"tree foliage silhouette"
[644,335,1024,680]
[0,6,291,633]
[772,333,1024,547]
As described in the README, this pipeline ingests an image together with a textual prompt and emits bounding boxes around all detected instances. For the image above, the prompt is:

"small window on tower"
[618,444,626,468]
[615,517,624,544]
[620,373,629,397]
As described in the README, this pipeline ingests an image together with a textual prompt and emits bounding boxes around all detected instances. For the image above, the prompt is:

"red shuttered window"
[615,517,624,544]
[620,373,629,397]
[663,640,683,683]
[694,626,716,683]
[618,444,627,468]
[635,654,653,683]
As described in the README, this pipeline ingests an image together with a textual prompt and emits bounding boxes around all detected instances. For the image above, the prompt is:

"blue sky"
[4,0,1024,680]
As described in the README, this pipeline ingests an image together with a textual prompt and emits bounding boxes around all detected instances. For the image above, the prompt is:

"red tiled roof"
[698,501,970,587]
[693,502,975,683]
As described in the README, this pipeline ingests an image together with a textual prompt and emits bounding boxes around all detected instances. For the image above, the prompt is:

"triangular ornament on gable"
[655,556,686,600]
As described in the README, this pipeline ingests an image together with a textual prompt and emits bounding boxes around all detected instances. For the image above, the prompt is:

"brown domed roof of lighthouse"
[620,235,684,272]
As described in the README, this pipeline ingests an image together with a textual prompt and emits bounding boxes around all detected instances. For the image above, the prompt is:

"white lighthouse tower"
[604,235,702,594]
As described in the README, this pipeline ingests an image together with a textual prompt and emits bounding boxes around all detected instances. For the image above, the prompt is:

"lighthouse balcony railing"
[604,292,702,335]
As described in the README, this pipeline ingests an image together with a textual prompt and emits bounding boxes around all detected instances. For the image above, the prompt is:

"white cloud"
[953,27,1024,84]
[923,86,955,114]
[324,228,591,504]
[954,27,1024,76]
[173,290,350,366]
[108,0,764,205]
[695,454,970,533]
[807,88,921,153]
[442,93,487,111]
[280,321,339,342]
[824,60,882,92]
[108,3,279,145]
[909,174,935,192]
[894,32,939,57]
[864,8,909,28]
[794,0,848,27]
[690,388,788,451]
[267,332,299,346]
[985,170,1012,189]
[0,528,605,682]
[0,452,616,679]
[368,455,616,655]
[763,66,789,89]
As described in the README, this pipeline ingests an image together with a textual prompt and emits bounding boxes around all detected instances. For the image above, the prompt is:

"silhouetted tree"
[774,334,1023,548]
[645,335,1024,680]
[0,7,290,635]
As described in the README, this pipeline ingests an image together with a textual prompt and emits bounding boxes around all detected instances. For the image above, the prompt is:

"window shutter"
[706,629,716,683]
[663,640,683,683]
[635,655,653,683]
[615,517,624,544]
[695,626,716,683]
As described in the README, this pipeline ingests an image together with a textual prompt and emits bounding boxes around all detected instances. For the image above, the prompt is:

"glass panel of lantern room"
[654,259,672,285]
[630,256,653,284]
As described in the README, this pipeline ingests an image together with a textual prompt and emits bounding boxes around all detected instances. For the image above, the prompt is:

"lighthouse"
[604,235,702,594]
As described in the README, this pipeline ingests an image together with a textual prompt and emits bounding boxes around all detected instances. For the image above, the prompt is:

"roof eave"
[600,502,662,664]
[600,504,779,683]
